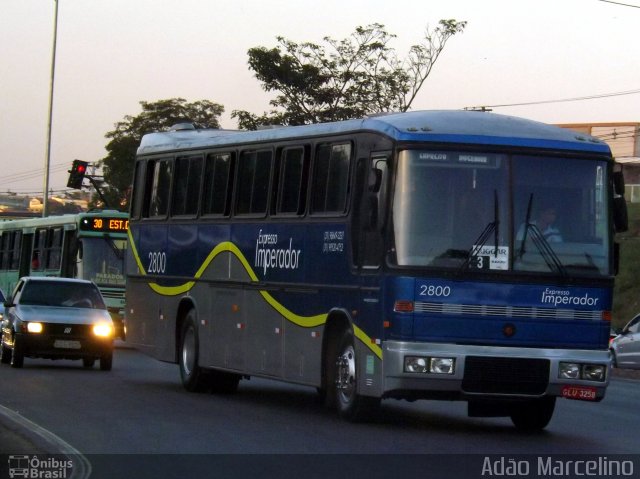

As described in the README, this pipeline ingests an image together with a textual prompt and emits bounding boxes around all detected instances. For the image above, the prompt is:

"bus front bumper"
[382,341,611,402]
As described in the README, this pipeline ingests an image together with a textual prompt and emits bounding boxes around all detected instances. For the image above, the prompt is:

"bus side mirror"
[613,169,628,232]
[613,197,628,233]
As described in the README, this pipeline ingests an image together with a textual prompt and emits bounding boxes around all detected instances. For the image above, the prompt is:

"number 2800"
[419,285,451,297]
[148,251,167,274]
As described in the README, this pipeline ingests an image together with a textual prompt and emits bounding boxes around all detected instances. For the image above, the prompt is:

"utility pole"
[43,0,59,217]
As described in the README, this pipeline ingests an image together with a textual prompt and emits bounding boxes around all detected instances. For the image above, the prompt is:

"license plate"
[561,385,597,401]
[54,340,81,350]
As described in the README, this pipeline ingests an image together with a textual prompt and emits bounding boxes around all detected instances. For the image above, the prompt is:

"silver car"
[610,314,640,369]
[1,277,114,370]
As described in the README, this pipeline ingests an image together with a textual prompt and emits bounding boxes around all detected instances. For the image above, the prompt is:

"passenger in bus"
[518,206,563,243]
[31,253,40,270]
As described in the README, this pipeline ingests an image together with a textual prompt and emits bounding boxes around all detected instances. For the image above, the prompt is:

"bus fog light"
[430,357,455,374]
[404,356,429,373]
[582,364,606,382]
[559,362,581,379]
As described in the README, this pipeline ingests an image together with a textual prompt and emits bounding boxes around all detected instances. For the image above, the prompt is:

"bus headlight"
[404,356,455,374]
[559,362,581,379]
[582,364,606,382]
[27,322,43,334]
[405,356,429,373]
[93,323,113,338]
[559,362,606,382]
[430,357,455,375]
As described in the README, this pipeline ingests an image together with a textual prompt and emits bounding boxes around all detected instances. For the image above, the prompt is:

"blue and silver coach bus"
[125,110,627,430]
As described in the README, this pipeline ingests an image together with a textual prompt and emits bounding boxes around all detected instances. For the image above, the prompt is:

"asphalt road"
[0,345,638,478]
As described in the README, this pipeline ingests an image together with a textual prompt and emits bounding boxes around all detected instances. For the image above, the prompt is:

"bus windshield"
[392,150,611,276]
[80,237,127,287]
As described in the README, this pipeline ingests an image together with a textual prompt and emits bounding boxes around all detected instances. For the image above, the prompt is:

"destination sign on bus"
[80,216,129,233]
[418,151,502,168]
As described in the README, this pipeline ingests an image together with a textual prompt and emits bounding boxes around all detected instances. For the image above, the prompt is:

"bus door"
[353,153,389,394]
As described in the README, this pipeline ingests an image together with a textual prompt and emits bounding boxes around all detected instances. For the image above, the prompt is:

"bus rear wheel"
[333,329,380,422]
[179,310,209,392]
[510,397,556,431]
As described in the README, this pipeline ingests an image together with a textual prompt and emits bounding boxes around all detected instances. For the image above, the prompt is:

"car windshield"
[392,150,611,276]
[19,281,106,309]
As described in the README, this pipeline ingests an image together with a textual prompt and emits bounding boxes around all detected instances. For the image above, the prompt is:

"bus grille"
[414,301,601,321]
[100,290,124,300]
[462,356,549,395]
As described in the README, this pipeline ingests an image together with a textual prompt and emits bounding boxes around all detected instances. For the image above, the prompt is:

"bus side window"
[202,152,234,216]
[276,146,308,216]
[236,150,273,216]
[32,229,45,271]
[45,228,63,270]
[130,161,146,219]
[149,158,173,218]
[311,143,352,215]
[10,231,22,270]
[0,234,8,270]
[171,155,203,217]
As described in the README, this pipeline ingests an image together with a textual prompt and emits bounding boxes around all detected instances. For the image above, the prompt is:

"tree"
[98,98,224,210]
[232,20,466,129]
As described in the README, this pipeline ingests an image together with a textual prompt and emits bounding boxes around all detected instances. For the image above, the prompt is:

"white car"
[610,314,640,370]
[1,277,114,370]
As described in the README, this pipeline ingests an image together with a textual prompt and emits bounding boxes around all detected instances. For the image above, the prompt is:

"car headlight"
[27,322,43,334]
[93,323,113,338]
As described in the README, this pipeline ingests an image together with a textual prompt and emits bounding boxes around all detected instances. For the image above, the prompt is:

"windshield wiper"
[103,235,125,261]
[459,190,500,272]
[516,193,567,277]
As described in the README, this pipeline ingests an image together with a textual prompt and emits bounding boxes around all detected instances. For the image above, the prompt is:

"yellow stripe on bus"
[127,229,382,358]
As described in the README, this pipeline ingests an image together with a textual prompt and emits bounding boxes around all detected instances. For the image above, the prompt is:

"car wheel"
[100,352,113,371]
[83,358,96,369]
[333,329,380,422]
[179,310,210,392]
[510,397,556,431]
[610,349,618,368]
[10,334,24,369]
[0,336,11,365]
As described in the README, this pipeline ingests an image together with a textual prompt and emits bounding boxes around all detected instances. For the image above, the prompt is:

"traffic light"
[67,160,88,189]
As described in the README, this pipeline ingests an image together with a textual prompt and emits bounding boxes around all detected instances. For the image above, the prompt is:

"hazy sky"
[1,0,639,194]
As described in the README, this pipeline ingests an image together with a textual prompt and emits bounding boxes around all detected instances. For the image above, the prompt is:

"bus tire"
[510,397,556,431]
[179,310,209,393]
[333,329,380,422]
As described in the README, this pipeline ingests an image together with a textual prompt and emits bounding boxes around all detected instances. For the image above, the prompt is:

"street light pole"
[43,0,59,217]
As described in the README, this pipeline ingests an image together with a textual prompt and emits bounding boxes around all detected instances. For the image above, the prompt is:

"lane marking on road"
[0,404,92,479]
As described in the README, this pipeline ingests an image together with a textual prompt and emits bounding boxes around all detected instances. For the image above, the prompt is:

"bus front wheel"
[179,310,209,392]
[333,329,380,422]
[510,397,556,431]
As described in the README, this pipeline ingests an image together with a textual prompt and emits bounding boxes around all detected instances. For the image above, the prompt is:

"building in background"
[557,122,640,202]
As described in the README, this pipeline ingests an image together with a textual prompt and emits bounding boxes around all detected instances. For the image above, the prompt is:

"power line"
[597,0,640,8]
[465,88,640,111]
